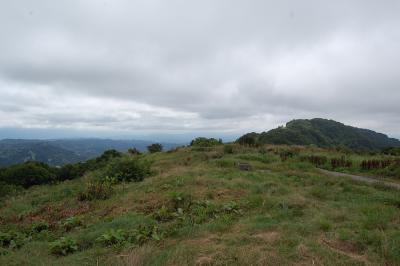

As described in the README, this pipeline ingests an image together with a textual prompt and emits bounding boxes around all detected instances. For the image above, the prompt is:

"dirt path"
[317,169,400,190]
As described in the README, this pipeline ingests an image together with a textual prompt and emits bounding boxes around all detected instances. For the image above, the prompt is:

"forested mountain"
[237,118,400,150]
[0,139,180,166]
[0,140,83,166]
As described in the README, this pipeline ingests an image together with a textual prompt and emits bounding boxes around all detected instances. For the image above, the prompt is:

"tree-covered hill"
[237,118,400,151]
[0,140,83,167]
[0,139,180,166]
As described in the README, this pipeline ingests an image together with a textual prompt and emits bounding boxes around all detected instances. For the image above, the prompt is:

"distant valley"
[0,139,181,166]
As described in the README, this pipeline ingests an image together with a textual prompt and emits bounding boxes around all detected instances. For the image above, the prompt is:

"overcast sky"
[1,0,399,139]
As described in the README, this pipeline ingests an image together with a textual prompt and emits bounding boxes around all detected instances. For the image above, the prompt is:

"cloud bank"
[1,0,399,137]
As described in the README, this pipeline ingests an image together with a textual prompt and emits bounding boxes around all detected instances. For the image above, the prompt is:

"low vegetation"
[0,141,399,265]
[147,143,163,153]
[190,137,223,147]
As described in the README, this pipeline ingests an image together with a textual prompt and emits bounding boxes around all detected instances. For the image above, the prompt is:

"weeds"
[0,231,30,249]
[102,157,152,182]
[50,237,79,256]
[30,221,50,234]
[97,225,163,247]
[77,181,113,201]
[331,156,352,169]
[62,216,83,231]
[224,145,235,154]
[361,159,392,170]
[97,229,128,246]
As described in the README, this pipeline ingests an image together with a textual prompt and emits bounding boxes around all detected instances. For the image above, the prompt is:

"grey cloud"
[0,0,399,136]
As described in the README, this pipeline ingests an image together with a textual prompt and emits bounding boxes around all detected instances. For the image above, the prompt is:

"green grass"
[0,145,399,265]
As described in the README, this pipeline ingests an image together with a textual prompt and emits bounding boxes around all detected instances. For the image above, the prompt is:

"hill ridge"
[237,118,400,150]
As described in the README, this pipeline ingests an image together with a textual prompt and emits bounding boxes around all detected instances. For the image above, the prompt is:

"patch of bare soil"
[195,255,213,265]
[321,238,370,265]
[21,201,91,225]
[133,192,167,214]
[253,231,280,243]
[185,234,219,246]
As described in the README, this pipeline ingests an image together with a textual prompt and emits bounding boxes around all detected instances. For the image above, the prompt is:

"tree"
[128,148,141,155]
[1,161,57,188]
[147,143,163,153]
[190,137,222,147]
[236,133,258,146]
[96,149,122,163]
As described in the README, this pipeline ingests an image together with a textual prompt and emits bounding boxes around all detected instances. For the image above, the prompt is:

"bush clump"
[30,221,50,234]
[224,145,235,154]
[50,237,78,256]
[102,157,151,183]
[300,155,328,166]
[97,225,162,247]
[147,143,163,153]
[0,161,57,188]
[62,216,83,231]
[128,148,142,155]
[0,181,19,199]
[190,137,222,147]
[236,133,259,146]
[77,181,113,201]
[0,231,30,249]
[97,229,127,246]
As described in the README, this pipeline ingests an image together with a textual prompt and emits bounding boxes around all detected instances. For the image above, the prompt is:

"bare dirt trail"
[318,168,400,190]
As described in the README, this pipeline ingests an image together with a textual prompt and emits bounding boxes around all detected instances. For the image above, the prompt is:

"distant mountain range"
[0,139,180,166]
[237,118,400,150]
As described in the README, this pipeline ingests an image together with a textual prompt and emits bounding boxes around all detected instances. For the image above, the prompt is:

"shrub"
[0,231,30,249]
[131,225,162,244]
[216,159,234,168]
[361,159,392,170]
[169,192,192,211]
[97,229,128,246]
[1,161,57,188]
[236,133,259,146]
[57,164,84,181]
[258,147,268,154]
[0,182,19,199]
[128,148,142,155]
[62,216,83,231]
[50,237,78,256]
[30,221,50,234]
[77,181,113,201]
[96,149,122,162]
[153,205,174,222]
[317,219,332,232]
[331,156,352,169]
[103,157,151,183]
[190,137,222,147]
[382,147,400,156]
[97,226,162,247]
[300,155,327,166]
[147,143,163,153]
[222,202,242,214]
[224,145,234,154]
[280,150,296,162]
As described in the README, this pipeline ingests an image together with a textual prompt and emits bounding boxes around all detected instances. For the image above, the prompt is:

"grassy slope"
[0,145,399,265]
[296,147,400,184]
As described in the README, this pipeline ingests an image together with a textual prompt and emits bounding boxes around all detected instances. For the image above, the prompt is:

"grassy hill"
[237,118,400,151]
[0,143,399,265]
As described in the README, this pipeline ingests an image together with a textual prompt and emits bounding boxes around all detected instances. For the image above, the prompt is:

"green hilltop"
[237,118,400,150]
